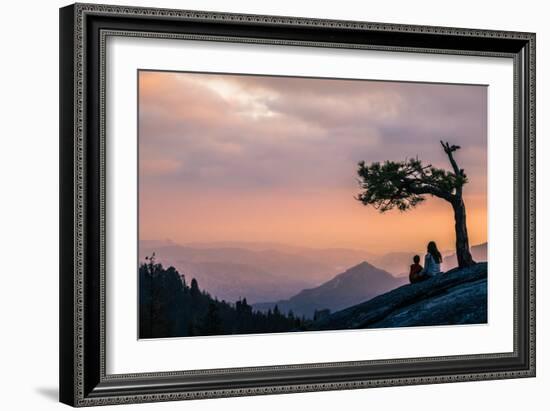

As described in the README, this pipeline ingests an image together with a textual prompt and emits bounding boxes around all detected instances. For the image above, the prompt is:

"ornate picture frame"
[59,3,535,407]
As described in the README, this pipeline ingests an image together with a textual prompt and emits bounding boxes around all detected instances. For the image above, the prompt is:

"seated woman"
[409,255,424,284]
[419,240,443,279]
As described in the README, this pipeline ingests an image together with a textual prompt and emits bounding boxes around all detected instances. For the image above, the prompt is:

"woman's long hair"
[427,241,442,263]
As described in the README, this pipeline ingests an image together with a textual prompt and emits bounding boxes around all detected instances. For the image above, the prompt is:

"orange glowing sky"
[138,71,487,254]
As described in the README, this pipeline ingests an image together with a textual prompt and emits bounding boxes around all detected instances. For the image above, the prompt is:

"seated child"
[409,255,425,284]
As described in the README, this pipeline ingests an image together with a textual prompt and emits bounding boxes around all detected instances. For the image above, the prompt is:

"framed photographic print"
[59,3,536,407]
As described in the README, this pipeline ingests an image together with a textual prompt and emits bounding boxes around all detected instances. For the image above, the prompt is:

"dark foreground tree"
[139,259,306,338]
[356,141,475,268]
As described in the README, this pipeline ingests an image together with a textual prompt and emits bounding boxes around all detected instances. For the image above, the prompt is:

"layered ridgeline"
[139,240,374,304]
[253,262,407,319]
[139,240,488,304]
[442,243,487,271]
[368,242,487,276]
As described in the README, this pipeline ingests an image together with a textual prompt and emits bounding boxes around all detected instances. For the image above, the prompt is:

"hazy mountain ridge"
[369,251,419,277]
[169,260,311,304]
[372,242,488,276]
[139,241,373,303]
[253,261,407,318]
[442,243,487,271]
[140,240,487,305]
[180,241,376,274]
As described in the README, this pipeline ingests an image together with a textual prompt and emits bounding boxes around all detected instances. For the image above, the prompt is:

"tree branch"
[440,140,466,197]
[440,140,462,176]
[408,183,454,202]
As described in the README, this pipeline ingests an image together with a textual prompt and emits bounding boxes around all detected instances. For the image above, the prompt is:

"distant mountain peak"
[331,261,395,282]
[353,261,374,269]
[253,260,407,319]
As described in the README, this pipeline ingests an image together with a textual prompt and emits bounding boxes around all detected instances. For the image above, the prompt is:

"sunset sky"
[138,71,487,254]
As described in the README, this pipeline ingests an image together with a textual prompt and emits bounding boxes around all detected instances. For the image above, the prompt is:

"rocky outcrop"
[310,262,487,330]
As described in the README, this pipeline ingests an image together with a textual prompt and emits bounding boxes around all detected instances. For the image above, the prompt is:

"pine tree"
[356,141,475,267]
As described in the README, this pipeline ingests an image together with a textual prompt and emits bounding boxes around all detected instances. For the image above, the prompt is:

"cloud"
[140,158,183,176]
[139,72,486,194]
[138,71,487,250]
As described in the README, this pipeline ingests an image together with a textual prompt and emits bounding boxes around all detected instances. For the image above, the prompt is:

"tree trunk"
[452,197,475,268]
